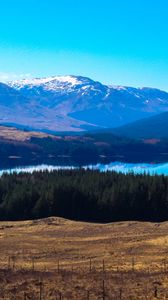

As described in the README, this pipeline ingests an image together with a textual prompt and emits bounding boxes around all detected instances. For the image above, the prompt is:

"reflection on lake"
[1,161,168,176]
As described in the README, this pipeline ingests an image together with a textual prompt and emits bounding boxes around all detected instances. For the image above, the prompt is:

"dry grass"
[0,126,52,142]
[1,217,168,299]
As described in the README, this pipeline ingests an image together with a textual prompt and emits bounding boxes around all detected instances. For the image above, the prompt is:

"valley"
[0,76,168,300]
[2,1,168,299]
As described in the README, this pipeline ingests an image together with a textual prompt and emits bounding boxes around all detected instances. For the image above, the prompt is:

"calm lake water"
[1,162,168,176]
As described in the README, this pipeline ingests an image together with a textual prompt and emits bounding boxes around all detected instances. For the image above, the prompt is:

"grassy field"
[0,126,51,141]
[0,217,168,299]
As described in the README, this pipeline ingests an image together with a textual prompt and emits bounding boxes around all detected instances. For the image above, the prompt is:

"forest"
[0,169,167,222]
[1,131,168,170]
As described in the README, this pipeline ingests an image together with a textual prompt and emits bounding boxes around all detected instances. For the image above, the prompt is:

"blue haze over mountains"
[0,75,168,135]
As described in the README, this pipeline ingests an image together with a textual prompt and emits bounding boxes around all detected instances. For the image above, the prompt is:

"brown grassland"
[0,126,51,142]
[0,217,168,299]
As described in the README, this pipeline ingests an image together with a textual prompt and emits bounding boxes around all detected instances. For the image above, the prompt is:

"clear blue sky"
[0,0,168,90]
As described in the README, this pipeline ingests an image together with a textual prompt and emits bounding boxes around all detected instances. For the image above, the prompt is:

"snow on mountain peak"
[109,85,127,91]
[8,75,83,90]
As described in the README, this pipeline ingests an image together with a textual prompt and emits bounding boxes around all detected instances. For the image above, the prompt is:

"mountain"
[0,82,49,129]
[112,111,168,139]
[0,75,167,132]
[0,82,31,122]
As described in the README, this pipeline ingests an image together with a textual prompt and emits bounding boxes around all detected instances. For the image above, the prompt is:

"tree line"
[0,169,167,222]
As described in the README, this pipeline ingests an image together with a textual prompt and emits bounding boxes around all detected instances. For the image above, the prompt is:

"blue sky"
[0,0,168,89]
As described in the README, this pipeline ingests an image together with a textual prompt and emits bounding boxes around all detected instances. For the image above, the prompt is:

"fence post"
[102,280,105,300]
[163,259,166,273]
[145,283,148,300]
[103,259,105,273]
[58,260,60,274]
[39,281,43,300]
[132,257,135,272]
[89,258,92,273]
[154,286,158,298]
[32,257,35,271]
[8,256,11,269]
[12,256,16,270]
[59,291,62,300]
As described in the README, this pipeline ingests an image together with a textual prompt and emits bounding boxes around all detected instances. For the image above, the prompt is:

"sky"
[0,0,168,90]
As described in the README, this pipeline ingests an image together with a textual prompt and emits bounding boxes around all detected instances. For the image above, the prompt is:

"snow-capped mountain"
[1,75,168,132]
[9,76,84,91]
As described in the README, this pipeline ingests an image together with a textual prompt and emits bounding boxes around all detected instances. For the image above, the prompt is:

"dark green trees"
[0,169,168,222]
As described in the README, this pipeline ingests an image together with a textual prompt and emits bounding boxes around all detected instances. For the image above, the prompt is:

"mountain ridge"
[0,75,166,132]
[112,111,168,139]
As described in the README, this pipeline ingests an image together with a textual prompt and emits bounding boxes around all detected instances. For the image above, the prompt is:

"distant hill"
[112,111,168,139]
[0,125,168,169]
[0,75,166,132]
[0,125,51,141]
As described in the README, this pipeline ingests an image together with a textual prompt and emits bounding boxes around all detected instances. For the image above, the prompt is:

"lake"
[1,161,168,176]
